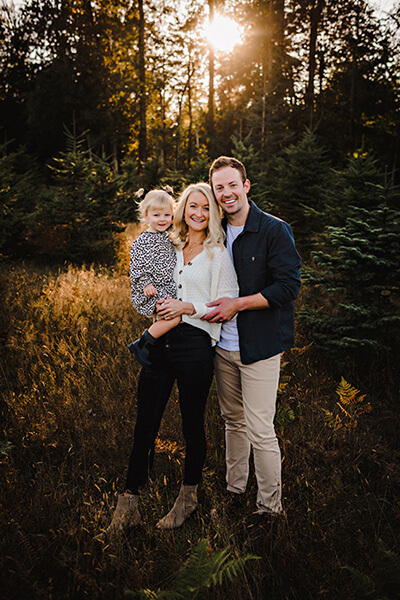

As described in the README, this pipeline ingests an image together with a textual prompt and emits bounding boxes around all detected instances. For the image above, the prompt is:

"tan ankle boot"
[157,484,198,529]
[107,494,140,534]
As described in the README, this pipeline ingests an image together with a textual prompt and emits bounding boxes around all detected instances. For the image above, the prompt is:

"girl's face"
[145,206,173,233]
[184,192,210,233]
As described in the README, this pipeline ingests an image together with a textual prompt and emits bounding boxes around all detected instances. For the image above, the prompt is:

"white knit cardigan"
[174,246,239,345]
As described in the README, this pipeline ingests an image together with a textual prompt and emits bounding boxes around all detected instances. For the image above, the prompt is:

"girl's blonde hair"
[170,182,225,255]
[137,188,175,224]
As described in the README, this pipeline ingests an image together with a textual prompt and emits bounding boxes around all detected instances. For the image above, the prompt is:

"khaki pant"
[214,347,282,514]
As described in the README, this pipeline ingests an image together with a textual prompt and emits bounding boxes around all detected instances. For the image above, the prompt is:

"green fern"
[0,440,13,457]
[344,540,400,599]
[275,361,295,431]
[125,539,258,599]
[321,408,342,431]
[275,406,295,430]
[376,540,400,598]
[343,566,376,598]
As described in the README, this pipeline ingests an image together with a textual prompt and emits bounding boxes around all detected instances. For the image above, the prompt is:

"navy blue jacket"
[224,201,301,364]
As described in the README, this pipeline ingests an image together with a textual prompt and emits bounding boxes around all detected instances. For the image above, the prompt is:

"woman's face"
[184,191,210,233]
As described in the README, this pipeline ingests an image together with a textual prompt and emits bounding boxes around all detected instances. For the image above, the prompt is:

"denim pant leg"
[176,359,214,486]
[125,364,175,494]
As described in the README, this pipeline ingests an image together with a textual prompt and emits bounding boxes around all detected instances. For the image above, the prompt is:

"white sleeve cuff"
[191,302,208,319]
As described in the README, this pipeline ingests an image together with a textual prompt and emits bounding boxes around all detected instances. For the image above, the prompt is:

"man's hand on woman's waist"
[202,294,270,323]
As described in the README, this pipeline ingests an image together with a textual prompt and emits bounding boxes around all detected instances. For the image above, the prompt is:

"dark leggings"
[126,324,214,494]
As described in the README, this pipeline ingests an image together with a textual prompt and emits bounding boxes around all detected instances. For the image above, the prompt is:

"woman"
[108,182,238,532]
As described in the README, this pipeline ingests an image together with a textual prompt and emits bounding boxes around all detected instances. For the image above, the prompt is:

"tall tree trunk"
[187,61,193,169]
[112,142,118,174]
[138,0,147,168]
[207,0,215,155]
[85,0,121,170]
[306,0,324,128]
[349,5,360,150]
[261,1,273,160]
[176,97,183,170]
[261,59,268,160]
[159,88,166,168]
[392,135,399,182]
[318,47,325,94]
[275,0,285,47]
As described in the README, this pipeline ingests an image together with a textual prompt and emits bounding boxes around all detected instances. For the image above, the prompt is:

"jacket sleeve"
[260,221,301,308]
[129,239,155,303]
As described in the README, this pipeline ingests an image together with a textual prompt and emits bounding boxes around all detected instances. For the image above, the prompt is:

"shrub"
[299,181,400,367]
[0,143,43,256]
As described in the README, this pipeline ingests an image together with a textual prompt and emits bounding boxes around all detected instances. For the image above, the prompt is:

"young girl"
[128,188,181,365]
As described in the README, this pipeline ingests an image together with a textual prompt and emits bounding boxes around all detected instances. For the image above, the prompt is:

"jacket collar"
[222,200,261,233]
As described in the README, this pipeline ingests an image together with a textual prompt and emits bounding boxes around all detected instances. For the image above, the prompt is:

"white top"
[217,223,244,351]
[174,246,239,346]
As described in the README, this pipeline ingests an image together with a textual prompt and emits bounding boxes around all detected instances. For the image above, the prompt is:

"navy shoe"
[128,330,156,366]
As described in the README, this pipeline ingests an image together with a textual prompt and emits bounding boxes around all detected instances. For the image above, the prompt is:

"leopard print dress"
[129,231,177,317]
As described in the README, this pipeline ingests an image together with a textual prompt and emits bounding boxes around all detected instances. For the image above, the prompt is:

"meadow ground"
[1,225,399,599]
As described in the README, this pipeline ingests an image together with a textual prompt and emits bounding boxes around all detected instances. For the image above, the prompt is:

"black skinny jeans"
[126,323,214,494]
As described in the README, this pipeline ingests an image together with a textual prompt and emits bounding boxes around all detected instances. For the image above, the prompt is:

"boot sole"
[156,506,197,530]
[128,342,152,366]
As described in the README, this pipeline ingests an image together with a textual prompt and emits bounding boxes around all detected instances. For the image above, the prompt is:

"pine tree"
[31,130,123,263]
[300,178,400,365]
[0,143,42,256]
[266,128,335,254]
[230,134,268,208]
[116,157,142,223]
[332,153,383,222]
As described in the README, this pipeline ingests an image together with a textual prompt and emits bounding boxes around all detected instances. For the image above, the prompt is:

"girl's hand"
[156,298,194,320]
[144,284,157,298]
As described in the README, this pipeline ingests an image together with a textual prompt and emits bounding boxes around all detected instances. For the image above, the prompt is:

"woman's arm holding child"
[156,297,195,320]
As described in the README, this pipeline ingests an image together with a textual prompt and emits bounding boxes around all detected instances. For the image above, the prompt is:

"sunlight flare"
[205,13,243,53]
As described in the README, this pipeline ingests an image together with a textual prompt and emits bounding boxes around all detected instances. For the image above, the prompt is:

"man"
[203,156,301,517]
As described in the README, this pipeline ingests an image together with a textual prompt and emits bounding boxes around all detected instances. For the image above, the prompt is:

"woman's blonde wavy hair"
[170,182,225,256]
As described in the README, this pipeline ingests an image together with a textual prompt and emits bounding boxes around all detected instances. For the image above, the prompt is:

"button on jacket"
[224,201,301,364]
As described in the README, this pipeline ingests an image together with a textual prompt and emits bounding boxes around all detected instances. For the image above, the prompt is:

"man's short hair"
[209,156,247,185]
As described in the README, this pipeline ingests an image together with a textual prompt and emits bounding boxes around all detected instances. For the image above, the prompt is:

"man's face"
[211,166,250,220]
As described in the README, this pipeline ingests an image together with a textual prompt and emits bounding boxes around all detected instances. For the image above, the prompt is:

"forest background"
[1,0,400,599]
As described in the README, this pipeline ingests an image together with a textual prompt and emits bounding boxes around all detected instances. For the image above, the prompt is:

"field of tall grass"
[1,225,399,599]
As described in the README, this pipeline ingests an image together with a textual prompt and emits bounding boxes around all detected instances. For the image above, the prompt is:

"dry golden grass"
[115,222,145,274]
[0,248,399,600]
